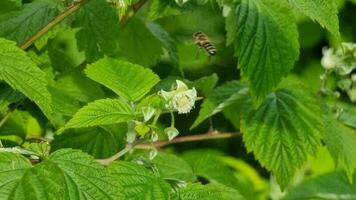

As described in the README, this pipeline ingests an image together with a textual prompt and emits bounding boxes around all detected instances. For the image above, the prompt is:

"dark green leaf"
[191,81,248,129]
[229,0,299,104]
[118,17,163,67]
[109,161,171,200]
[74,0,120,62]
[241,86,323,189]
[0,1,58,45]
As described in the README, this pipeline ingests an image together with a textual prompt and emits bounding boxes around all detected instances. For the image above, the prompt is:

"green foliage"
[108,161,171,200]
[52,124,127,158]
[147,151,196,182]
[74,0,120,62]
[287,0,340,40]
[182,150,241,189]
[0,38,52,118]
[283,172,356,200]
[85,57,160,101]
[324,110,356,181]
[227,0,299,104]
[117,17,164,66]
[0,149,123,199]
[0,0,353,198]
[61,98,135,130]
[241,86,323,189]
[191,81,248,129]
[173,183,245,200]
[0,1,58,45]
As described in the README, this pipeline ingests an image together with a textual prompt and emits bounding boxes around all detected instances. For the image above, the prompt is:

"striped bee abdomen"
[194,32,217,56]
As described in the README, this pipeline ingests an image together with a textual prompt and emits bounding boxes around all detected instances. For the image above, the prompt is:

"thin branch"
[97,131,241,165]
[20,0,89,50]
[0,106,16,128]
[137,131,241,149]
[119,0,148,27]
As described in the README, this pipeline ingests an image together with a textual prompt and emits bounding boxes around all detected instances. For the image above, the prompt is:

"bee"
[193,32,217,57]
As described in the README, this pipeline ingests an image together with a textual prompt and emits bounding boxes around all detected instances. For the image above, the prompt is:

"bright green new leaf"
[74,0,120,62]
[191,81,248,129]
[0,1,58,45]
[173,183,245,200]
[0,149,123,199]
[118,17,164,67]
[324,112,356,181]
[85,57,160,101]
[52,124,126,159]
[0,38,52,118]
[62,98,135,131]
[109,161,171,200]
[287,0,340,40]
[229,0,299,104]
[283,172,356,200]
[241,86,323,189]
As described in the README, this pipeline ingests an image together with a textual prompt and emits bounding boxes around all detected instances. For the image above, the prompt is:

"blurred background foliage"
[0,0,355,199]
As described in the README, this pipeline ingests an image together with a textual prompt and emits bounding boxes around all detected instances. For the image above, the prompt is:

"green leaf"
[74,0,120,62]
[173,183,245,200]
[109,161,171,200]
[62,98,135,130]
[0,0,21,14]
[146,22,179,67]
[0,38,52,118]
[324,110,356,181]
[48,149,123,199]
[0,84,24,113]
[191,81,248,129]
[118,17,163,67]
[287,0,340,39]
[0,152,32,199]
[182,150,241,189]
[85,57,160,101]
[147,152,196,182]
[283,172,356,200]
[54,70,106,103]
[0,110,26,141]
[0,149,123,199]
[229,0,299,104]
[241,86,323,189]
[0,1,58,45]
[52,124,127,159]
[190,73,219,95]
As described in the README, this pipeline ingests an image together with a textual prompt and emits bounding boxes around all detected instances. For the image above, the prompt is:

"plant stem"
[20,0,89,50]
[97,131,240,165]
[0,106,16,128]
[137,131,241,149]
[119,0,148,27]
[97,143,134,165]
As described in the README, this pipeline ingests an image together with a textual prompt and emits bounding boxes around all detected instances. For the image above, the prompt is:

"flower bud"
[164,127,179,141]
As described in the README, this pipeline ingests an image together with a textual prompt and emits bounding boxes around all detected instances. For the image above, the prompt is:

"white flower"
[159,80,197,114]
[321,47,339,70]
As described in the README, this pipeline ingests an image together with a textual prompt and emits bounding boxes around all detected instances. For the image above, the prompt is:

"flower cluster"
[159,80,198,114]
[321,42,356,102]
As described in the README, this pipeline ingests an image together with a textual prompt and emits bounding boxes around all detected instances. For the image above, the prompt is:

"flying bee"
[193,32,217,57]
